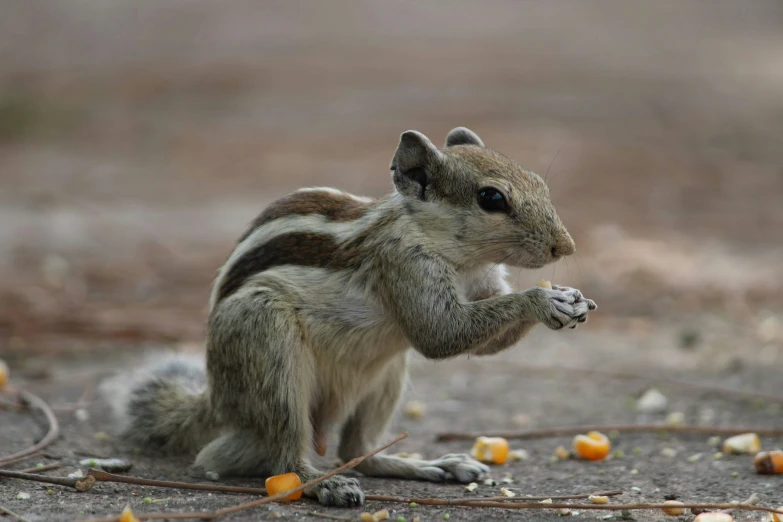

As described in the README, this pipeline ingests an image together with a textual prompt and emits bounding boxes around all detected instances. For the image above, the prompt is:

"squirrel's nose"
[551,237,576,258]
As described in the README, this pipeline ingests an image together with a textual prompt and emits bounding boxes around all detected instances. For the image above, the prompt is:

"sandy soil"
[1,2,782,521]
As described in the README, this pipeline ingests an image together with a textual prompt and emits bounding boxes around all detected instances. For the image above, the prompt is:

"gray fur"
[101,129,596,507]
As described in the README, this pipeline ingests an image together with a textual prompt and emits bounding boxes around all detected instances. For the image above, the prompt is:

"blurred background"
[1,0,782,369]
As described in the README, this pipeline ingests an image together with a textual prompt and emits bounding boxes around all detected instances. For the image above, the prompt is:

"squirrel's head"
[390,127,575,269]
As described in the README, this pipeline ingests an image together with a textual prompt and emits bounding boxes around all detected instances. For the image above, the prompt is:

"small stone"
[630,469,639,475]
[509,449,529,461]
[501,487,515,498]
[403,401,426,420]
[557,508,572,516]
[630,487,641,493]
[665,412,685,426]
[662,500,686,516]
[637,388,668,413]
[660,448,677,458]
[687,453,703,463]
[79,458,133,473]
[17,492,30,500]
[67,469,84,479]
[483,478,497,486]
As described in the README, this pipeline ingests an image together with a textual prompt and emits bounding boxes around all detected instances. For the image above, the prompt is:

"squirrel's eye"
[477,187,508,213]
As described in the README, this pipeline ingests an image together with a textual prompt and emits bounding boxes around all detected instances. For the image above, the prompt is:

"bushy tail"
[100,352,219,455]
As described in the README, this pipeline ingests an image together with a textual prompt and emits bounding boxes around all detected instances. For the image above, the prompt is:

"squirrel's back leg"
[338,352,489,483]
[197,287,364,507]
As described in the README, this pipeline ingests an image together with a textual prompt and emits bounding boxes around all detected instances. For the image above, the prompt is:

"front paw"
[305,475,365,507]
[426,453,490,483]
[533,285,596,330]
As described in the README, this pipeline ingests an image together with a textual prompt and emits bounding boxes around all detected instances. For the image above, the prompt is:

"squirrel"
[100,127,596,507]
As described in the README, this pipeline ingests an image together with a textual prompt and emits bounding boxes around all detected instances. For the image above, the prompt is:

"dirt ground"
[1,2,783,521]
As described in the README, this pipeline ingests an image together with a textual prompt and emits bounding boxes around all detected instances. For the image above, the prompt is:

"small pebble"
[509,449,529,461]
[501,487,515,498]
[465,482,478,492]
[17,492,30,500]
[630,487,641,493]
[660,448,677,458]
[688,453,703,462]
[637,388,668,413]
[403,401,426,420]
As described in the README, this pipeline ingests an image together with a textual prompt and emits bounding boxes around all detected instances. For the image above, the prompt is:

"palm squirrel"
[101,127,596,507]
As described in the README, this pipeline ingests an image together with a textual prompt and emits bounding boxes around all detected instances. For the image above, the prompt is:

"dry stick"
[0,504,34,522]
[721,492,759,514]
[79,432,408,522]
[436,423,783,442]
[0,390,60,467]
[88,470,622,503]
[89,469,269,495]
[16,463,61,474]
[0,469,95,491]
[410,489,624,503]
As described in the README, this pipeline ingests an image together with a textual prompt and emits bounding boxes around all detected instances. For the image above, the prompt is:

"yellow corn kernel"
[537,279,553,289]
[360,514,375,522]
[471,436,509,465]
[373,509,390,521]
[0,358,8,389]
[404,400,426,420]
[662,500,685,516]
[264,472,302,501]
[572,431,611,461]
[755,450,783,474]
[588,495,609,504]
[556,508,572,516]
[766,506,783,522]
[119,506,140,522]
[722,433,760,455]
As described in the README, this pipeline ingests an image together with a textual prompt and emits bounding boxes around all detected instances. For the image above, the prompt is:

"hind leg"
[198,287,364,507]
[338,353,489,483]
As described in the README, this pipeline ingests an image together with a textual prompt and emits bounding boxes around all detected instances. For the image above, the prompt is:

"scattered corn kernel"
[707,436,721,447]
[557,508,572,516]
[264,472,302,501]
[373,509,390,521]
[465,482,478,492]
[537,279,553,289]
[119,506,140,522]
[483,478,497,486]
[555,446,570,460]
[471,436,509,465]
[573,431,611,461]
[589,495,609,504]
[754,450,783,474]
[661,500,685,516]
[636,388,668,413]
[404,401,426,420]
[360,513,375,522]
[660,448,677,458]
[0,359,8,389]
[713,452,723,460]
[540,498,553,504]
[722,433,761,455]
[509,449,528,461]
[501,473,514,484]
[16,492,30,500]
[765,506,783,522]
[501,487,515,498]
[630,468,639,475]
[693,513,734,522]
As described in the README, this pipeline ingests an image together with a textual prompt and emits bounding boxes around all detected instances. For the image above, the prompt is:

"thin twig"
[0,504,33,522]
[436,423,783,442]
[89,469,268,495]
[0,390,60,467]
[16,463,61,474]
[0,451,44,468]
[0,469,95,491]
[78,432,408,522]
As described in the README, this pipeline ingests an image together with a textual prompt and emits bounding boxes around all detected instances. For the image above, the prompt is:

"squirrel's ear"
[445,127,484,148]
[390,130,441,201]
